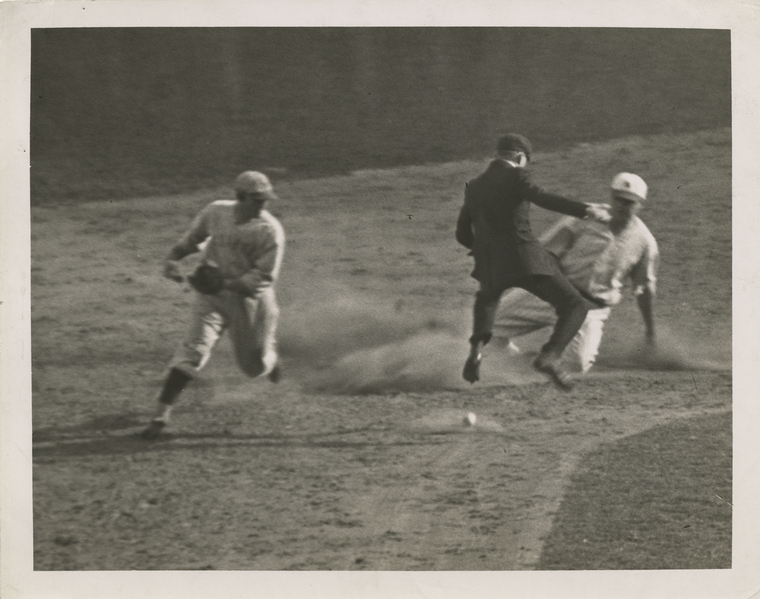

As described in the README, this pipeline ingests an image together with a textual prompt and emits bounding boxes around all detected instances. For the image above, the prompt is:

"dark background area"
[30,27,731,204]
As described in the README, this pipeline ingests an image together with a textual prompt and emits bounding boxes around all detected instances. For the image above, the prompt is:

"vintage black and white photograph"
[2,1,758,598]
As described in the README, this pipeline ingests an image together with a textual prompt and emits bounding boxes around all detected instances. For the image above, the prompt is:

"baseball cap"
[497,133,533,160]
[234,171,277,200]
[611,172,647,202]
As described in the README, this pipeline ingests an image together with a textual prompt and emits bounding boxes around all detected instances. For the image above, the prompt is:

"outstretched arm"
[518,170,609,223]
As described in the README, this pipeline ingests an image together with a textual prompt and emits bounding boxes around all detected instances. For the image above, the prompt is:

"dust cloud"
[278,289,547,394]
[278,291,466,393]
[598,324,731,372]
[278,291,730,394]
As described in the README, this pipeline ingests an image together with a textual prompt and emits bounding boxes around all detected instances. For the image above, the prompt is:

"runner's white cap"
[611,172,647,201]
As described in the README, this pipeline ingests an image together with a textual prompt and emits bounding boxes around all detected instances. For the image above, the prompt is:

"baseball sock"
[159,368,192,404]
[152,368,192,422]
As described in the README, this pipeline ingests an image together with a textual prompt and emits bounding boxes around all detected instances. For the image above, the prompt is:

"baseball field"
[31,127,732,574]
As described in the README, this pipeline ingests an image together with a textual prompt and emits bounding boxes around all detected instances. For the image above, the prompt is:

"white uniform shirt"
[177,200,285,296]
[541,216,658,307]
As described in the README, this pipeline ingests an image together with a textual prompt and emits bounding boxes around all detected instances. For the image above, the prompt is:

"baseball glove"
[188,263,226,295]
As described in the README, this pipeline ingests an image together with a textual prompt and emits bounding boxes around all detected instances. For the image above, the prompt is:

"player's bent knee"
[557,298,588,320]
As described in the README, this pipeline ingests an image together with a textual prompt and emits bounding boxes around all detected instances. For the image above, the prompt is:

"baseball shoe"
[533,354,574,391]
[267,363,282,383]
[140,419,166,440]
[506,340,521,356]
[492,337,521,355]
[462,353,482,384]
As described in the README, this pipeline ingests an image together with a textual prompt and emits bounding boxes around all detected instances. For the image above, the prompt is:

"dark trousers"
[471,273,591,357]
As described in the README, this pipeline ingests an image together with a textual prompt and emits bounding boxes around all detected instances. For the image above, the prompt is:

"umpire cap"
[497,133,533,161]
[234,171,278,200]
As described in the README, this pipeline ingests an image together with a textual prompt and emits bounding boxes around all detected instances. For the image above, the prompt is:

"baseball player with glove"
[141,171,285,439]
[492,172,658,375]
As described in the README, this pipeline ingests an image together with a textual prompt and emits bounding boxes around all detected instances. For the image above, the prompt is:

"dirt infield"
[31,129,731,571]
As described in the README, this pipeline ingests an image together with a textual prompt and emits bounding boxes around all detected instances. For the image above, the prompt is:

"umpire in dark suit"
[456,133,609,389]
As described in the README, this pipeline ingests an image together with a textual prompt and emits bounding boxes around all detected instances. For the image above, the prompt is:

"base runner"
[493,172,658,374]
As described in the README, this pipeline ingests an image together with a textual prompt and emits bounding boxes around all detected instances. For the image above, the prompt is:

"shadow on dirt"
[33,413,146,442]
[32,415,431,460]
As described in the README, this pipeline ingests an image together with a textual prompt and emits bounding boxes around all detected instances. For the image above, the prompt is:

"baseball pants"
[492,287,611,372]
[169,286,279,378]
[471,274,591,358]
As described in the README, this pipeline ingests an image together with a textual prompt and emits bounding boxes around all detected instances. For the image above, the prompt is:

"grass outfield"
[538,411,732,570]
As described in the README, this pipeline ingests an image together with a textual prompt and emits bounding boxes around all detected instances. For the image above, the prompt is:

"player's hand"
[585,203,611,223]
[163,260,184,283]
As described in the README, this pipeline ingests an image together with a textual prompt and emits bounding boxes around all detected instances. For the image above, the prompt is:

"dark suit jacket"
[456,159,589,291]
